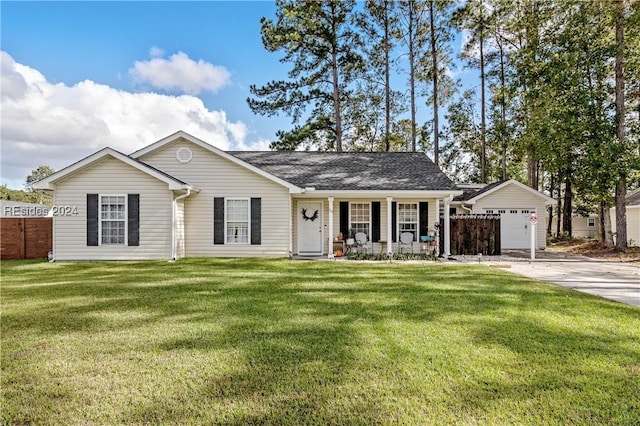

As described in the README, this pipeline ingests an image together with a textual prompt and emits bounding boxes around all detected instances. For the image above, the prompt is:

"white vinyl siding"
[471,183,549,249]
[550,215,600,239]
[611,206,640,247]
[176,199,186,258]
[139,140,290,257]
[52,157,172,260]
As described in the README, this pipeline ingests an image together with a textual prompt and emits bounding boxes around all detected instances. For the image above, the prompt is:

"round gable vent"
[176,147,193,163]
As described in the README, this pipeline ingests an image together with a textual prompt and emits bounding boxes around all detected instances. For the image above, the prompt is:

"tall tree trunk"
[598,201,606,243]
[614,0,627,251]
[429,0,439,165]
[527,153,538,189]
[479,1,486,183]
[556,191,561,237]
[409,1,417,152]
[547,173,554,236]
[499,36,507,180]
[384,1,391,152]
[562,175,572,237]
[601,202,615,247]
[330,4,343,152]
[525,0,539,190]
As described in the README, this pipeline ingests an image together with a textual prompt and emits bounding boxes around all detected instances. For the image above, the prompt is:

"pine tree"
[248,0,363,151]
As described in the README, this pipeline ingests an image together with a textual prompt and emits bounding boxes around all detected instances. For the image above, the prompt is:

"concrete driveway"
[505,258,640,307]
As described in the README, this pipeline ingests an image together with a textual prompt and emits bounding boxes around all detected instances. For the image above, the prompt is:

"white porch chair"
[355,232,369,253]
[399,232,414,253]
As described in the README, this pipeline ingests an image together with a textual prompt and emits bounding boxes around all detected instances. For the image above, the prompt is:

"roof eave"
[32,148,189,190]
[294,189,462,198]
[462,179,555,205]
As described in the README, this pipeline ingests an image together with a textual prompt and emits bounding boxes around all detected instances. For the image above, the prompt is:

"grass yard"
[1,258,639,425]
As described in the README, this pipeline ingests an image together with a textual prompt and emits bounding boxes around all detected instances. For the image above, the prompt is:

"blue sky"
[1,1,475,189]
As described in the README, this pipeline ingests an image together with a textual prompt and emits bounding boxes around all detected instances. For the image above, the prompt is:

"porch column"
[444,195,451,257]
[386,196,393,255]
[328,196,334,259]
[288,196,293,257]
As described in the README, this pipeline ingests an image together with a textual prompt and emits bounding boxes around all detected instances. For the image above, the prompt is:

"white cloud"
[149,46,164,58]
[129,51,231,95]
[0,51,257,188]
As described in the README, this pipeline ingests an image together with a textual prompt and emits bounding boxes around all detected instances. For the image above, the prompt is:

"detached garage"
[452,180,555,250]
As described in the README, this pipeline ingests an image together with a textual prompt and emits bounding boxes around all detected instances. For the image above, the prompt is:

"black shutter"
[250,198,261,245]
[128,194,140,246]
[214,197,225,244]
[372,201,381,242]
[339,201,349,237]
[419,201,428,240]
[87,194,98,246]
[391,201,397,242]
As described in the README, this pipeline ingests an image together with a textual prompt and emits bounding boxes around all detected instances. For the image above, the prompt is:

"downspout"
[171,188,191,261]
[444,195,452,257]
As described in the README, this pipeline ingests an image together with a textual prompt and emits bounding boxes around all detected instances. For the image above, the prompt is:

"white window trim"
[349,202,371,239]
[224,197,251,245]
[587,218,596,227]
[98,194,127,246]
[397,202,419,242]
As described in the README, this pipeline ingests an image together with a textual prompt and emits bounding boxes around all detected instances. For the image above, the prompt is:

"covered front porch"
[291,192,455,258]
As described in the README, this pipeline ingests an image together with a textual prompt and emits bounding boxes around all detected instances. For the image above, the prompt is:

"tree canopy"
[249,0,639,247]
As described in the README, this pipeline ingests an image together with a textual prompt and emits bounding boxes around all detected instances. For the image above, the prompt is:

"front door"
[298,201,323,255]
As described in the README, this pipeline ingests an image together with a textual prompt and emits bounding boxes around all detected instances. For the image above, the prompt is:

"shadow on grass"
[2,258,639,424]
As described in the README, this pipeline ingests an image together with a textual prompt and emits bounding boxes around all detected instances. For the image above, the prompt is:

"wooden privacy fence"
[0,218,52,260]
[440,215,501,255]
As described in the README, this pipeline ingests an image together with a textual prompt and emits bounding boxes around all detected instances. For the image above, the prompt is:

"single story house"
[611,188,640,247]
[451,180,555,250]
[34,131,462,261]
[550,214,600,239]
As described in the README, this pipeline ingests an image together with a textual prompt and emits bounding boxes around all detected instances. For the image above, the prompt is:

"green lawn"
[1,259,639,425]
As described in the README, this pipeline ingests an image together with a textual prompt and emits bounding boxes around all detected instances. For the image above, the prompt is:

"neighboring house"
[550,214,600,239]
[34,131,462,261]
[451,180,555,250]
[611,188,640,247]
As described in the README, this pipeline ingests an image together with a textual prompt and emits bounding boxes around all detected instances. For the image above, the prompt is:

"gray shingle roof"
[453,180,506,202]
[229,151,457,191]
[626,188,640,206]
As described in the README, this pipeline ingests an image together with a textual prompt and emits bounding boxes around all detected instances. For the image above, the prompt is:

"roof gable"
[130,131,301,193]
[33,147,189,190]
[455,179,555,205]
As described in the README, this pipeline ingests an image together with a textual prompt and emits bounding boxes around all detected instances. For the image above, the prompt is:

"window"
[588,218,596,227]
[350,202,370,237]
[398,203,418,241]
[100,195,126,245]
[226,199,249,243]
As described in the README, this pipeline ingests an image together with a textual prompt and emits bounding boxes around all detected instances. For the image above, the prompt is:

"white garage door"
[484,208,535,249]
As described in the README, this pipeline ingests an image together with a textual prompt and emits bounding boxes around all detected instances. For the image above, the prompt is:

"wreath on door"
[301,208,319,222]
